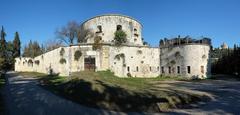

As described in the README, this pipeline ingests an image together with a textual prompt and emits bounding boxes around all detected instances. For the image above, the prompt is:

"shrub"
[60,48,65,56]
[74,50,82,61]
[127,72,132,77]
[114,30,127,46]
[34,60,40,65]
[92,36,102,50]
[114,53,125,60]
[137,50,142,54]
[59,58,66,64]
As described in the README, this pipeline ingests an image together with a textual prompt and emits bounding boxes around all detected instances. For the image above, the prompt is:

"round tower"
[81,14,143,46]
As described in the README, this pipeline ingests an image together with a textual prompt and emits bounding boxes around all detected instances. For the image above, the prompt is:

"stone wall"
[160,44,211,79]
[108,46,160,77]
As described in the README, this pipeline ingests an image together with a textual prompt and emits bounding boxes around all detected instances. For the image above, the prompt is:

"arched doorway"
[84,56,95,71]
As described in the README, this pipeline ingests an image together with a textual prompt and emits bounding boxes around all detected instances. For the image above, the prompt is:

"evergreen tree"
[13,32,21,58]
[22,40,42,58]
[0,26,7,58]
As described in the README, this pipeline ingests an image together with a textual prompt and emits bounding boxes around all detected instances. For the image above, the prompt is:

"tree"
[13,32,21,58]
[22,40,42,58]
[44,39,63,52]
[114,30,127,46]
[0,26,7,58]
[56,21,80,45]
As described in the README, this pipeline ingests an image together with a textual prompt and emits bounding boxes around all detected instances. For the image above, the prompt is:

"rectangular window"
[177,66,180,74]
[150,66,152,71]
[157,66,159,71]
[169,66,171,74]
[161,67,164,73]
[201,66,204,74]
[136,66,138,72]
[187,66,191,74]
[127,66,130,72]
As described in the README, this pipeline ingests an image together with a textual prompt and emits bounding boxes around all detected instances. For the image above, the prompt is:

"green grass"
[17,72,47,78]
[28,70,208,112]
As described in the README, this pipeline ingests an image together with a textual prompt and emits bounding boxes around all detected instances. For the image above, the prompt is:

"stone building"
[15,14,211,79]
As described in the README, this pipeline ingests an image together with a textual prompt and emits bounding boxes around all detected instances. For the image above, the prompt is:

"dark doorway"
[84,57,95,71]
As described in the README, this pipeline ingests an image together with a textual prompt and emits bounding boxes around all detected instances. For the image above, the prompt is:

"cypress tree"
[0,26,7,58]
[13,32,21,58]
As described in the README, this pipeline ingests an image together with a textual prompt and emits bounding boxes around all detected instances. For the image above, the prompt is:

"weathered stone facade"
[15,14,211,78]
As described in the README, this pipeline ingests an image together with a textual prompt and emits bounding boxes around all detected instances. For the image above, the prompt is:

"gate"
[84,57,95,71]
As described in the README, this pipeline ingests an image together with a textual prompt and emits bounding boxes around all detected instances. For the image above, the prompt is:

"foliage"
[127,72,132,77]
[56,21,81,45]
[0,26,7,58]
[59,58,66,64]
[44,39,63,52]
[13,32,21,58]
[170,60,176,65]
[212,44,240,76]
[92,36,102,50]
[114,53,125,60]
[0,26,18,70]
[74,50,82,61]
[59,48,65,56]
[34,60,40,65]
[22,40,43,58]
[137,50,142,54]
[175,51,181,57]
[114,30,127,46]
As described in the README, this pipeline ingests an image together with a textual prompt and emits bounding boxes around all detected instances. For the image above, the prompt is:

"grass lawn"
[17,71,208,112]
[0,73,6,115]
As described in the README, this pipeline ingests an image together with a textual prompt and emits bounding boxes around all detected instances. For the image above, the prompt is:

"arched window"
[117,25,122,31]
[127,66,130,72]
[136,66,139,72]
[96,25,102,33]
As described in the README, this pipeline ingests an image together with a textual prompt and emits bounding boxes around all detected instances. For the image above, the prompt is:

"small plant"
[175,51,181,57]
[34,60,40,65]
[114,30,127,46]
[202,54,207,59]
[92,36,102,50]
[60,48,65,56]
[114,53,125,60]
[28,59,33,64]
[59,58,66,64]
[137,50,142,54]
[170,60,176,65]
[74,50,82,61]
[127,72,132,77]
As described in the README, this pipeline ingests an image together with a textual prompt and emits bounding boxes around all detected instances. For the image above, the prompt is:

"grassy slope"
[17,71,207,112]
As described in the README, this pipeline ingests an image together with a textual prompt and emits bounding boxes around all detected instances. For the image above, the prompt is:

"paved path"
[169,80,240,115]
[2,72,138,115]
[2,72,240,115]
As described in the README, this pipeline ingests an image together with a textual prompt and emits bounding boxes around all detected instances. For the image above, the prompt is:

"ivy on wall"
[60,48,65,56]
[74,50,82,61]
[59,58,66,64]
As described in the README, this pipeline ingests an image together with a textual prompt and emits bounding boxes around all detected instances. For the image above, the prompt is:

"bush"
[59,58,66,64]
[114,30,127,46]
[60,48,65,56]
[74,50,82,61]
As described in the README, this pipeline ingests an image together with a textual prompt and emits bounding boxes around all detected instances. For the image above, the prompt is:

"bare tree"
[56,21,80,45]
[44,39,63,52]
[78,28,94,43]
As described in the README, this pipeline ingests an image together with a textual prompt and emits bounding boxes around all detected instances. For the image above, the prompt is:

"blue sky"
[0,0,240,48]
